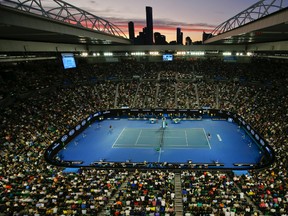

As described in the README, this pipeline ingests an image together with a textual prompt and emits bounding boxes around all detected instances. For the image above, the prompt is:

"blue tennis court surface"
[58,118,263,168]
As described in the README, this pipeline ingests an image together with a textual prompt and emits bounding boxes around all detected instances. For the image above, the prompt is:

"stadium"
[0,0,287,215]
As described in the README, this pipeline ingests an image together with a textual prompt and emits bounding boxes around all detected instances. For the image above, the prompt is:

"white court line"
[125,128,204,130]
[164,143,209,147]
[217,134,222,141]
[185,130,188,146]
[139,133,186,139]
[157,147,162,162]
[185,128,205,130]
[112,128,126,148]
[135,129,143,145]
[202,128,211,149]
[124,128,156,130]
[113,144,209,148]
[140,136,161,138]
[164,145,208,148]
[161,129,199,132]
[137,136,185,139]
[112,145,155,148]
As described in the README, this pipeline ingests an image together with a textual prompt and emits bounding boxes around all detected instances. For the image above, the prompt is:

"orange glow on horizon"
[116,24,214,42]
[81,20,213,42]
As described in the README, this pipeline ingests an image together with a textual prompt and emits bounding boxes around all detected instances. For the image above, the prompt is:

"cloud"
[154,18,216,28]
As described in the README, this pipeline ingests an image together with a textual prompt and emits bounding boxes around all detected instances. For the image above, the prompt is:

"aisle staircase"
[216,84,219,109]
[175,82,178,108]
[114,83,119,108]
[174,173,183,216]
[232,86,241,103]
[154,83,160,107]
[194,83,199,107]
[132,82,141,107]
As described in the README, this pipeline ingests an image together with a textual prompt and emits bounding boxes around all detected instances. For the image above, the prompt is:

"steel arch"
[0,0,127,38]
[211,0,288,36]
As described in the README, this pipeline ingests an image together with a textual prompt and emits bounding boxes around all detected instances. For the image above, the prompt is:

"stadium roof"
[205,0,288,45]
[0,0,287,56]
[0,0,131,45]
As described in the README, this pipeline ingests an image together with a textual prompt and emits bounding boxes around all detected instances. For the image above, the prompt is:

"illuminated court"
[57,118,264,168]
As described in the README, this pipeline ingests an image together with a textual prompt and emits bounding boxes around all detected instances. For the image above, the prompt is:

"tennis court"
[113,128,211,149]
[58,118,264,168]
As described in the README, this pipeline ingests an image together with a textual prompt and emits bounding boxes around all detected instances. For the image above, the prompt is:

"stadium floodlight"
[190,51,205,56]
[223,52,232,56]
[80,52,88,57]
[131,52,145,56]
[104,52,113,56]
[176,51,186,55]
[149,51,159,56]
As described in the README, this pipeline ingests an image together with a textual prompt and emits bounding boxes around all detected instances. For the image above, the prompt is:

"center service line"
[217,134,222,141]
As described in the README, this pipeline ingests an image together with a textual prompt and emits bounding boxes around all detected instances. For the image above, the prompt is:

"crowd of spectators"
[181,171,257,215]
[106,170,176,216]
[0,58,287,215]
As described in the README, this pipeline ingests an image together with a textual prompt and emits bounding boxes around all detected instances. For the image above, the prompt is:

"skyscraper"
[146,6,153,45]
[177,27,183,45]
[128,21,135,42]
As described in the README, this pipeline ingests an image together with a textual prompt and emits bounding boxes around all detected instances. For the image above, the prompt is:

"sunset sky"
[48,0,255,42]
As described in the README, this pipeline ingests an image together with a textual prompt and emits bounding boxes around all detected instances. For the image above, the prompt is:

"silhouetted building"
[193,41,202,45]
[146,6,153,45]
[185,36,192,45]
[176,27,183,45]
[128,21,135,42]
[132,6,156,45]
[169,41,177,45]
[154,32,167,45]
[202,32,212,42]
[134,27,147,45]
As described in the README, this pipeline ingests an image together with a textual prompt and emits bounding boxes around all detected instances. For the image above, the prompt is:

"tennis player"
[109,125,113,133]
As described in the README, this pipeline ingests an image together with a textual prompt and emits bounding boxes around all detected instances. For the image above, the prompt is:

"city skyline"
[42,0,255,42]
